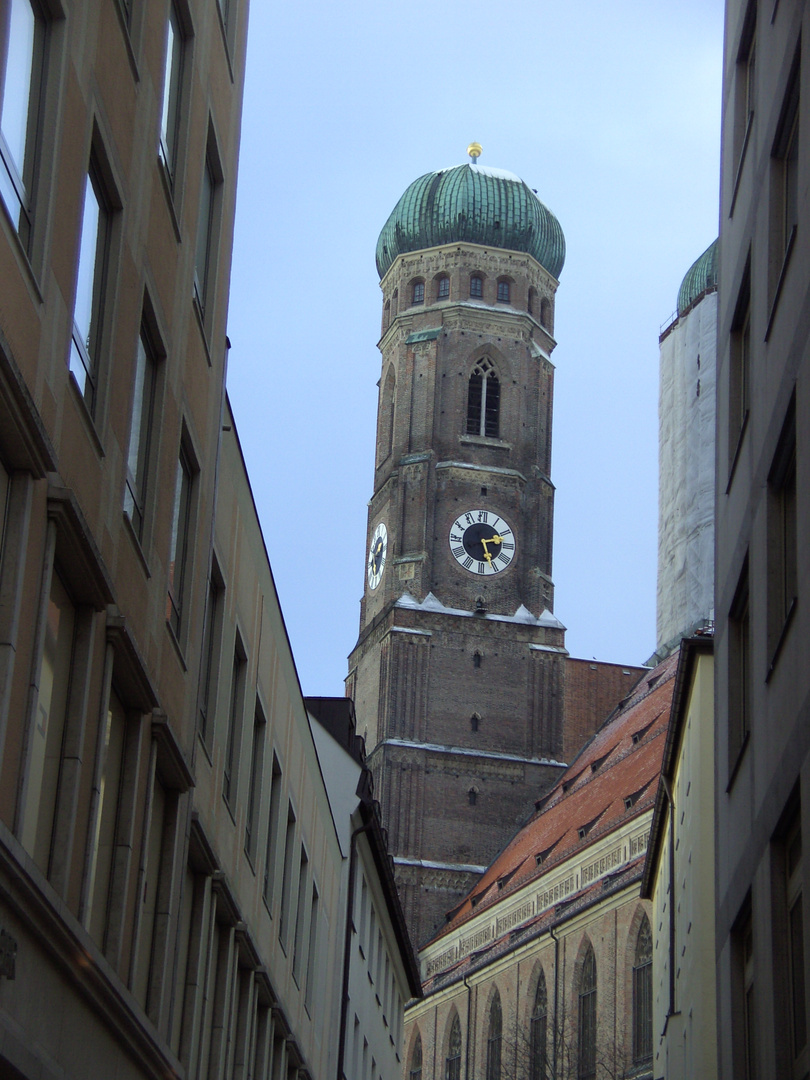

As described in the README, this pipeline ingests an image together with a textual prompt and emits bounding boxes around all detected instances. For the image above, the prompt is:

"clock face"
[449,509,515,576]
[367,522,388,590]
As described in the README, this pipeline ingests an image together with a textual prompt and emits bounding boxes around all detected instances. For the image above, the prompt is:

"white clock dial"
[449,509,515,576]
[367,522,388,590]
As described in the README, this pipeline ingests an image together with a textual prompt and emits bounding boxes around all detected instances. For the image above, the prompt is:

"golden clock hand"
[480,534,504,563]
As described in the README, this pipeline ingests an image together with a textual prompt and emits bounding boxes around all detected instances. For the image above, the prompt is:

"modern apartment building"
[715,1,810,1076]
[0,2,417,1077]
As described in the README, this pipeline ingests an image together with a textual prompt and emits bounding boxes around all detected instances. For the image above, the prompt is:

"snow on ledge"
[395,591,566,630]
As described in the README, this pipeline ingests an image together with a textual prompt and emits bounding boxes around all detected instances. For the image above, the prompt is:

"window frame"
[158,0,188,191]
[437,274,450,301]
[767,52,800,327]
[166,435,197,639]
[124,317,160,542]
[728,260,751,477]
[497,279,510,304]
[486,991,502,1080]
[411,280,424,306]
[469,274,483,299]
[632,915,653,1064]
[0,0,47,251]
[466,358,500,439]
[767,398,797,668]
[578,945,597,1080]
[530,971,547,1080]
[728,558,751,781]
[194,124,223,326]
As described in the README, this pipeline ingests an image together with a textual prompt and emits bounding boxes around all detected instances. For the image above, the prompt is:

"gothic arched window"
[378,366,396,464]
[486,991,502,1080]
[497,279,510,303]
[578,944,597,1080]
[531,970,548,1080]
[528,287,537,315]
[392,289,399,316]
[409,1033,423,1080]
[470,274,483,299]
[437,274,450,300]
[467,358,500,438]
[383,300,390,333]
[633,915,653,1064]
[446,1013,462,1080]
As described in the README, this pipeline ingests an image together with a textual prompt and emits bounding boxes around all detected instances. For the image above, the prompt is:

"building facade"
[405,652,677,1080]
[642,637,716,1080]
[0,2,415,1078]
[715,1,810,1077]
[347,156,642,948]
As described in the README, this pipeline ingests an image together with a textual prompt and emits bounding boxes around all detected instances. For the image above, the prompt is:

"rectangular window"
[124,323,158,540]
[223,638,246,807]
[167,442,193,635]
[732,898,756,1080]
[244,698,265,858]
[263,753,282,907]
[194,138,221,317]
[159,2,185,186]
[733,2,756,188]
[88,690,127,949]
[729,262,751,468]
[20,572,75,872]
[133,777,166,1008]
[279,802,296,950]
[728,560,751,772]
[69,158,111,415]
[0,0,45,248]
[767,399,797,660]
[199,565,223,745]
[292,845,309,983]
[305,884,319,1012]
[769,54,800,314]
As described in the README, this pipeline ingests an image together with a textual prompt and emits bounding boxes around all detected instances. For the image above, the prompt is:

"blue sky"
[225,0,724,695]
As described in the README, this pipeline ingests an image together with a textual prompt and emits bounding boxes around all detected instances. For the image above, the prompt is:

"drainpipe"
[549,925,560,1080]
[463,973,472,1080]
[336,818,374,1080]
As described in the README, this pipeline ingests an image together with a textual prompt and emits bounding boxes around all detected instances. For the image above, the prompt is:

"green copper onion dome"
[677,238,719,315]
[376,163,565,280]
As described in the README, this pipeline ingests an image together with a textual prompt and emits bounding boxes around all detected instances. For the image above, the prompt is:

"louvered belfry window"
[467,358,500,438]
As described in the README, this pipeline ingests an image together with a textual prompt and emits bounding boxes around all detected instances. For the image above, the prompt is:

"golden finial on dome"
[467,142,483,163]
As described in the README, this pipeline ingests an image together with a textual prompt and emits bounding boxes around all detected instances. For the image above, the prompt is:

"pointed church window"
[633,915,653,1063]
[467,358,500,438]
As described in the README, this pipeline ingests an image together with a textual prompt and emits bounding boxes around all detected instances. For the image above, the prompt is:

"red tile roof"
[427,651,678,944]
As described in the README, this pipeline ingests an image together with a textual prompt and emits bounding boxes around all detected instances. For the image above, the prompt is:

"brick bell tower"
[347,147,569,946]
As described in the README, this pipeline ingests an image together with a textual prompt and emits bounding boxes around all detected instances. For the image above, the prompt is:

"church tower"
[347,149,569,945]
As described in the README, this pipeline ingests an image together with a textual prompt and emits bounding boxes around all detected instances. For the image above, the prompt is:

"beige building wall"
[643,643,716,1080]
[0,0,382,1076]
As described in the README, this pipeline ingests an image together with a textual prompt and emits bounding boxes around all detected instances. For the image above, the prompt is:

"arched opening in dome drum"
[467,359,500,438]
[470,274,483,299]
[540,296,551,329]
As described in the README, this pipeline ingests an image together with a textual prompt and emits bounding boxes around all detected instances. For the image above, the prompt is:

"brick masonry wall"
[563,658,647,762]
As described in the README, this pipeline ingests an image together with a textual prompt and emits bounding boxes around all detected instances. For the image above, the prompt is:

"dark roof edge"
[640,636,714,899]
[358,798,423,999]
